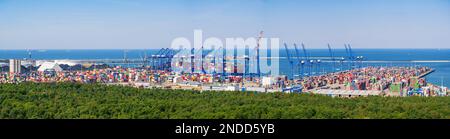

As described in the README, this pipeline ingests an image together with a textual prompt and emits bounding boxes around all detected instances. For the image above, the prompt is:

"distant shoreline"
[1,48,450,50]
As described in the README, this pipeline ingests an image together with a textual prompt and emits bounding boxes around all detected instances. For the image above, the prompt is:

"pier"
[314,89,381,97]
[418,69,435,78]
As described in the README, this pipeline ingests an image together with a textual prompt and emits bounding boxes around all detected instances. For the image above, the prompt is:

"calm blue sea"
[0,49,449,87]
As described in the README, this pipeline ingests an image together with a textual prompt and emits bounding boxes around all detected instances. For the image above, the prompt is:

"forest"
[0,82,448,119]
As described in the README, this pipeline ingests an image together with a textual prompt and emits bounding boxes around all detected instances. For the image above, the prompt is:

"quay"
[314,89,381,97]
[418,69,435,78]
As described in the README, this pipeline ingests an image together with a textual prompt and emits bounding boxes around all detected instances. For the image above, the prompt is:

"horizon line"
[1,48,449,50]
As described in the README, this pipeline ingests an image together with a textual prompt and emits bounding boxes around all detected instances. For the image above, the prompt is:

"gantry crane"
[190,48,195,73]
[344,44,350,70]
[151,48,166,70]
[293,43,302,79]
[327,44,335,73]
[301,43,311,76]
[284,43,294,80]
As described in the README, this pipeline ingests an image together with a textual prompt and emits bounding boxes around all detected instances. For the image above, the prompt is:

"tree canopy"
[0,82,448,119]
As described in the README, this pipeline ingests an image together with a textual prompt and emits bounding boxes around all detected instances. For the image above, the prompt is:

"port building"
[9,59,21,73]
[38,62,63,72]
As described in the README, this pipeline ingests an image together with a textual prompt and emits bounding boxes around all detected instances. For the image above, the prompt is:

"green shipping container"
[390,83,401,92]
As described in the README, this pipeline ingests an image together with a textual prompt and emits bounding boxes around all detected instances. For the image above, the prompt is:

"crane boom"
[222,45,227,77]
[233,44,238,74]
[201,46,206,74]
[301,43,313,76]
[284,43,294,80]
[190,48,195,73]
[293,43,301,65]
[293,43,302,78]
[301,43,309,61]
[152,48,164,70]
[348,44,354,66]
[156,48,168,70]
[344,44,352,70]
[327,44,335,72]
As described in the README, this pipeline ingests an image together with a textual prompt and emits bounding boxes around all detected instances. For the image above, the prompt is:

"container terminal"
[0,36,447,98]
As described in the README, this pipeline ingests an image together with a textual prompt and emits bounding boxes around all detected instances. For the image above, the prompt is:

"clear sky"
[0,0,449,49]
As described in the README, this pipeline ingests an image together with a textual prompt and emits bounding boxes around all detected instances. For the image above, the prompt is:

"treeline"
[0,83,448,119]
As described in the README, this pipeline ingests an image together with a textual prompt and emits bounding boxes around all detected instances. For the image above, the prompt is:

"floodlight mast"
[255,31,263,78]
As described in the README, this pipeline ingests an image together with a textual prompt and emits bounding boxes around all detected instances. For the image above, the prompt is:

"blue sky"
[0,0,449,49]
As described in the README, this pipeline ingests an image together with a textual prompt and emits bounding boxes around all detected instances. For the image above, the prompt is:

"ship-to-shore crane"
[284,43,294,80]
